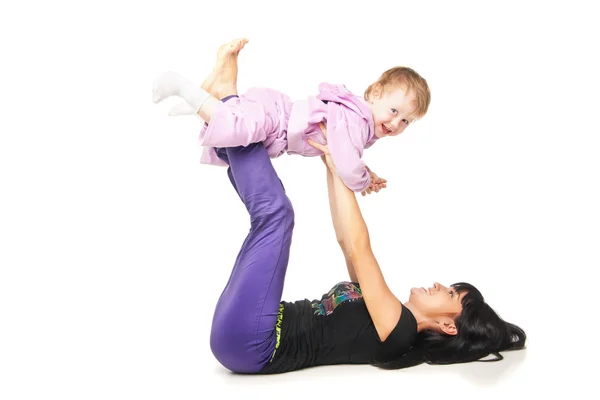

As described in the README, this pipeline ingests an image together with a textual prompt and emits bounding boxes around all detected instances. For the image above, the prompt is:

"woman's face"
[408,282,464,318]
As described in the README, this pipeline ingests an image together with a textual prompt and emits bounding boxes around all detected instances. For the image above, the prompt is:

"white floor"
[1,1,597,398]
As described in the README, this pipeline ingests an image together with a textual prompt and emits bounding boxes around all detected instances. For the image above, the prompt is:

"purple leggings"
[208,104,295,373]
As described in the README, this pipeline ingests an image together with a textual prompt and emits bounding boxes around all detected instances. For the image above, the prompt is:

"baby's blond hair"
[364,67,431,119]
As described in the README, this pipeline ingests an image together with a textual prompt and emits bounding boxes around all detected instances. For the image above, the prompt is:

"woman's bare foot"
[201,38,248,99]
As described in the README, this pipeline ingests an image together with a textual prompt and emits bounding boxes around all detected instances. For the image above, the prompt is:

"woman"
[203,124,525,374]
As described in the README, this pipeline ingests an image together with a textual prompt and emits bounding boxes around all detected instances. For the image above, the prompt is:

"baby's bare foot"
[201,38,248,99]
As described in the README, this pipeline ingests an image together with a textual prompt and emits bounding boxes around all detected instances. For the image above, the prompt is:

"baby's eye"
[402,119,410,125]
[391,109,398,115]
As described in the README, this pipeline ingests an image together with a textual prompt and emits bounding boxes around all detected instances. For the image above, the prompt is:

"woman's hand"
[308,122,338,175]
[310,122,387,197]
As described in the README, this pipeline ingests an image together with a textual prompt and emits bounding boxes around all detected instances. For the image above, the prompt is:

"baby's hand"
[361,169,387,196]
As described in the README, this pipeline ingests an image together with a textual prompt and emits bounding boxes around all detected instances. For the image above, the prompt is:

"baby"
[153,38,430,195]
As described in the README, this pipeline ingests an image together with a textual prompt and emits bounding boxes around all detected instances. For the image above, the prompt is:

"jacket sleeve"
[327,120,371,193]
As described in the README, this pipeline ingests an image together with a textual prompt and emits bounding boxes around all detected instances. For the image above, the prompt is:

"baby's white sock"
[152,71,211,113]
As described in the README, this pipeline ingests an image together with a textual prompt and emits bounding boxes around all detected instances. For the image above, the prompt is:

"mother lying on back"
[208,128,525,374]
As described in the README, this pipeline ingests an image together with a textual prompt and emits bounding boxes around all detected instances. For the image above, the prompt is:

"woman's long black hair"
[373,282,526,370]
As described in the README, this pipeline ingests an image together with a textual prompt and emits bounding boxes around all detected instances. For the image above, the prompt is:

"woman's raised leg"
[209,141,294,373]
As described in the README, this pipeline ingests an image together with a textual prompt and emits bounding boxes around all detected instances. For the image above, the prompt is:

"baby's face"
[369,86,418,138]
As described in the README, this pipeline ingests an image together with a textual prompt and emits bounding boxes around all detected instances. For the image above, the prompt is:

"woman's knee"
[253,195,294,231]
[276,195,294,224]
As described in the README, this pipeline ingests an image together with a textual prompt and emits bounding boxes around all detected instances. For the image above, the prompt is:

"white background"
[1,0,598,398]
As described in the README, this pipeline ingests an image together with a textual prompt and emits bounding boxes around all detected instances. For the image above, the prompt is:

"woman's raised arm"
[309,126,403,342]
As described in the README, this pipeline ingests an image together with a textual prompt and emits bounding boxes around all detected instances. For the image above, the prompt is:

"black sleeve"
[375,304,418,362]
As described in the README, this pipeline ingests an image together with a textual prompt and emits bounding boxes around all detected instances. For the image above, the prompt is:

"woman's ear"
[438,318,458,336]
